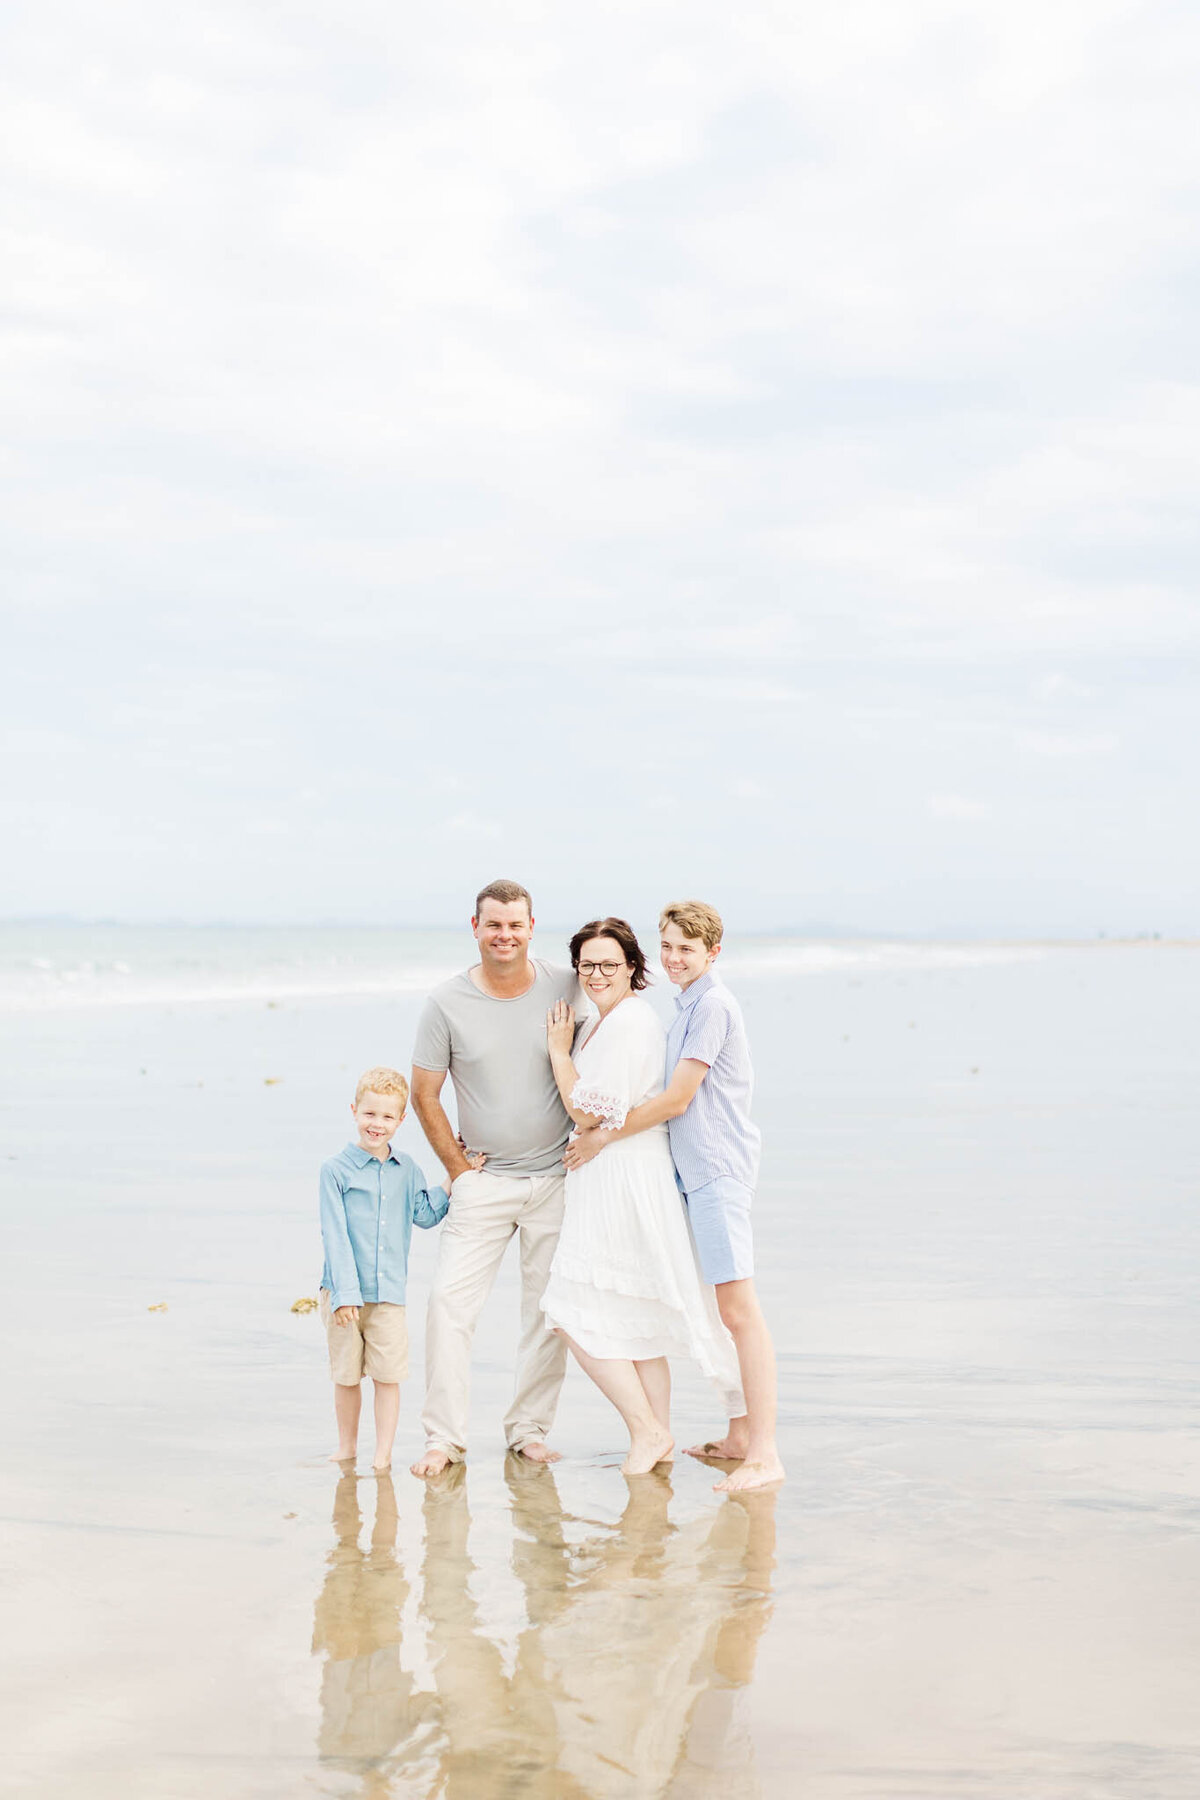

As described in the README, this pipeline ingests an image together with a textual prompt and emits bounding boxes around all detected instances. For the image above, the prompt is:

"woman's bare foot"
[714,1455,786,1493]
[410,1447,453,1479]
[684,1431,749,1462]
[622,1427,674,1475]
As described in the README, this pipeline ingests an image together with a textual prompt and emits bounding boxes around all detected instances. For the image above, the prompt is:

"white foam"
[0,957,462,1013]
[720,941,1049,979]
[0,931,1052,1013]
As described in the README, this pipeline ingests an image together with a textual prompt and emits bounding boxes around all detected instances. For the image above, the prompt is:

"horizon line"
[0,916,1187,947]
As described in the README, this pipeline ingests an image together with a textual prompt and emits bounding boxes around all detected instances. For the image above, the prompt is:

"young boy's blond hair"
[658,900,724,951]
[355,1066,410,1108]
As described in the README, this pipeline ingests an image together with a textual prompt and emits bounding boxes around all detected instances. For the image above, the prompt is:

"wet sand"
[1,939,1198,1798]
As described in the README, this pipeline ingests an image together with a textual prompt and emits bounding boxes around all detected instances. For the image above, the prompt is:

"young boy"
[563,902,784,1492]
[319,1066,466,1471]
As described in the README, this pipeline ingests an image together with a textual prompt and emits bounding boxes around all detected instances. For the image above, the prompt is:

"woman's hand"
[563,1127,611,1171]
[546,999,576,1055]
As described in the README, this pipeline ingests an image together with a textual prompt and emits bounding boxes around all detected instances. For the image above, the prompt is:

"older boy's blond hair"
[355,1066,410,1108]
[658,900,724,951]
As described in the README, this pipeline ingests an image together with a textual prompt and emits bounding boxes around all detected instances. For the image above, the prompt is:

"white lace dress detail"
[542,996,744,1414]
[568,1081,627,1131]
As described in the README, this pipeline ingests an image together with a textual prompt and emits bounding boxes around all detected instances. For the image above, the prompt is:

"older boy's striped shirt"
[665,971,761,1191]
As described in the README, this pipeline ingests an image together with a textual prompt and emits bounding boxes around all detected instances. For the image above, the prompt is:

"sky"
[3,0,1198,935]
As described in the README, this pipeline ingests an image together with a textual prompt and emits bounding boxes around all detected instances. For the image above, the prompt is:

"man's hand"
[563,1127,611,1171]
[441,1136,473,1184]
[334,1305,360,1328]
[448,1150,487,1185]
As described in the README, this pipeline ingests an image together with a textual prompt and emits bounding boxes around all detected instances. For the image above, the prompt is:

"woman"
[542,917,744,1473]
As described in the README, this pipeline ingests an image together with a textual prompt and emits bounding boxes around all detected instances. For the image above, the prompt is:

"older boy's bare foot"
[714,1455,786,1493]
[622,1428,674,1475]
[514,1439,561,1465]
[410,1448,453,1479]
[684,1434,748,1462]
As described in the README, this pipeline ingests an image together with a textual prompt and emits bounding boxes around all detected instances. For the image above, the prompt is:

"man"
[409,880,577,1478]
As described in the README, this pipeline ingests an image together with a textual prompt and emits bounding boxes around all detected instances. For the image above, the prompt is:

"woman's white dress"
[542,996,745,1416]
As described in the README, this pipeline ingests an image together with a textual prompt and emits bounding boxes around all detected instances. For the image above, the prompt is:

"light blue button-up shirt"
[665,972,762,1191]
[319,1142,449,1310]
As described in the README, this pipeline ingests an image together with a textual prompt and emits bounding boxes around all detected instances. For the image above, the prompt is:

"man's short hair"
[474,879,533,919]
[658,900,724,951]
[355,1066,409,1107]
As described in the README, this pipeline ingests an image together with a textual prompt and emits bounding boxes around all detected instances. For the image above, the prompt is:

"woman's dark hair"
[568,917,649,990]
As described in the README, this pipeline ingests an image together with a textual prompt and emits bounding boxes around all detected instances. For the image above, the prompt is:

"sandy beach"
[1,929,1197,1798]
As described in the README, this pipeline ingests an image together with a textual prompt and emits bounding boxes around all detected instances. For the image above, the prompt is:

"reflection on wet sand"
[310,1472,435,1792]
[312,1462,776,1799]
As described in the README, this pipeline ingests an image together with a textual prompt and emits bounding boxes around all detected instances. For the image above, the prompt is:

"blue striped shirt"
[319,1142,449,1310]
[665,972,761,1190]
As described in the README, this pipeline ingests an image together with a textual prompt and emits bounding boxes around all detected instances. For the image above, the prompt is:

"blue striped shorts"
[683,1176,755,1285]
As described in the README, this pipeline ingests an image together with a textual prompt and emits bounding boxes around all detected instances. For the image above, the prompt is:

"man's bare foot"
[684,1434,749,1462]
[514,1440,561,1465]
[410,1447,453,1479]
[330,1449,357,1464]
[622,1427,674,1476]
[713,1455,786,1493]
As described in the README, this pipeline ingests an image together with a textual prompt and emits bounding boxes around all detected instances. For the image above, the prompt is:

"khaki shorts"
[319,1290,409,1385]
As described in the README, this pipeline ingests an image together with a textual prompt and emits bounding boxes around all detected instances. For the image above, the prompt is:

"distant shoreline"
[0,919,1194,948]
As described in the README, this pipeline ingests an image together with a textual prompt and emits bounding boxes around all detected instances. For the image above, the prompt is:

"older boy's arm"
[411,1066,472,1184]
[319,1164,363,1312]
[563,1059,709,1170]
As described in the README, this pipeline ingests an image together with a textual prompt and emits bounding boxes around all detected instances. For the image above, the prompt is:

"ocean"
[0,925,1196,1798]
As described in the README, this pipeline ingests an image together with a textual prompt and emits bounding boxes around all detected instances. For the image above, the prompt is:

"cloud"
[439,812,503,843]
[1030,673,1100,703]
[1016,732,1120,758]
[0,0,1197,932]
[926,794,990,821]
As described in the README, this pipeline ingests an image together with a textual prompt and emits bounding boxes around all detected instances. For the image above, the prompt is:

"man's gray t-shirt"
[412,960,580,1175]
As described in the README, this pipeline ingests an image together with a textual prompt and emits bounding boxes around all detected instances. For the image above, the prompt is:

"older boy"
[564,901,785,1492]
[320,1066,465,1471]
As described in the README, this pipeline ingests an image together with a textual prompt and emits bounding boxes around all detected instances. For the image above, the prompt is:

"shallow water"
[0,932,1197,1798]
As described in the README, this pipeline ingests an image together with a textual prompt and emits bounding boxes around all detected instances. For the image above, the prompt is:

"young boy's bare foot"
[622,1427,674,1475]
[372,1459,392,1474]
[330,1449,357,1464]
[410,1447,453,1479]
[714,1454,786,1493]
[514,1439,561,1465]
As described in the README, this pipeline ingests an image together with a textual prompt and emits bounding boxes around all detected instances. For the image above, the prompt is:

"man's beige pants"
[422,1167,567,1461]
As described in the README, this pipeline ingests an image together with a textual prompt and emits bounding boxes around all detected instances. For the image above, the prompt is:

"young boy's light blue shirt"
[665,972,762,1191]
[319,1142,449,1311]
